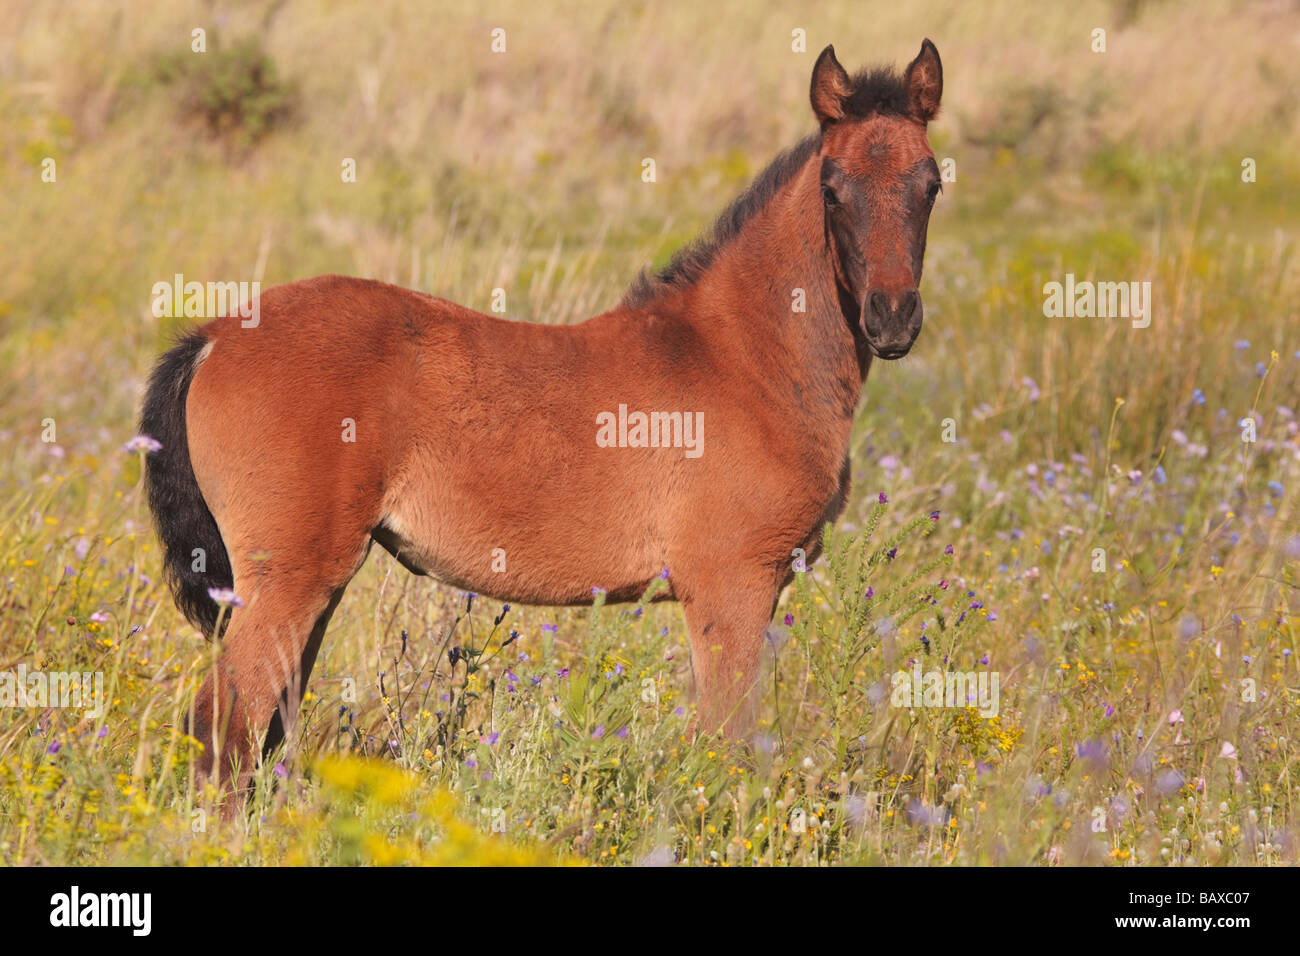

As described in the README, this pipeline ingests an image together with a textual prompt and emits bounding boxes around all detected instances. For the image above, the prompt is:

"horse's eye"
[926,182,942,204]
[821,184,839,208]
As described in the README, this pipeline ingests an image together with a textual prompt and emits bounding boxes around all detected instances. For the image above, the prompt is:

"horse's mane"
[622,66,910,308]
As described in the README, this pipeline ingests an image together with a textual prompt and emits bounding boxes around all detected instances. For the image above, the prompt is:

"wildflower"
[1155,769,1183,795]
[864,586,875,600]
[878,492,888,504]
[541,623,558,633]
[47,740,61,755]
[886,547,897,560]
[929,510,940,521]
[593,725,605,739]
[1192,389,1206,406]
[122,434,163,454]
[556,667,570,678]
[487,732,500,746]
[944,544,954,555]
[1075,739,1108,767]
[273,762,287,778]
[660,567,670,579]
[616,726,629,739]
[783,613,794,626]
[207,588,244,607]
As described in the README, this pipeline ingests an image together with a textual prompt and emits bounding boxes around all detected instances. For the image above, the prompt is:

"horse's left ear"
[903,39,942,123]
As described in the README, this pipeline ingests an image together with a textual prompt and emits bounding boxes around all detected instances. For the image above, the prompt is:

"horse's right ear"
[810,45,852,128]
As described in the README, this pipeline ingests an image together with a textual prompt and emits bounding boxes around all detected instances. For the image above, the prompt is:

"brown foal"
[140,40,943,791]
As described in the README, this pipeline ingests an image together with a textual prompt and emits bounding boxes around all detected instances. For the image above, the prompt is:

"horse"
[140,40,944,792]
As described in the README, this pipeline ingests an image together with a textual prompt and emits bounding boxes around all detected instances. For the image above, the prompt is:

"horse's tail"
[139,330,233,639]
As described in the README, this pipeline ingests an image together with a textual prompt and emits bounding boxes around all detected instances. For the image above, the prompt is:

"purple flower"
[207,588,244,607]
[273,761,287,778]
[592,724,605,739]
[541,623,558,633]
[1074,738,1108,767]
[878,492,888,504]
[864,586,875,600]
[556,667,570,679]
[122,434,163,454]
[46,740,61,755]
[944,544,954,555]
[783,613,794,626]
[929,510,940,521]
[886,547,897,560]
[487,732,500,745]
[660,567,670,579]
[1156,769,1184,795]
[616,726,629,739]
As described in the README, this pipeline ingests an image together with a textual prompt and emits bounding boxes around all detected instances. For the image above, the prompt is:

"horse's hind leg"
[190,540,369,795]
[260,582,349,759]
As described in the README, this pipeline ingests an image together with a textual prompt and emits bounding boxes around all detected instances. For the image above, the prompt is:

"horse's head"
[811,40,942,360]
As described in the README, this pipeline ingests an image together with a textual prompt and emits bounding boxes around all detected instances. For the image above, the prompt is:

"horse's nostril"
[868,290,919,326]
[868,291,892,324]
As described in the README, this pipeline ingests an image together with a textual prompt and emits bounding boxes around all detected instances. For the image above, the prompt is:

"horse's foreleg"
[681,574,779,739]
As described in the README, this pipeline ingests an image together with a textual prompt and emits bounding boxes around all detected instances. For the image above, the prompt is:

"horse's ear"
[810,45,852,128]
[903,39,942,123]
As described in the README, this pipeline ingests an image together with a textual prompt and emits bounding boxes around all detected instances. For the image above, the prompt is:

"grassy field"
[1,0,1298,865]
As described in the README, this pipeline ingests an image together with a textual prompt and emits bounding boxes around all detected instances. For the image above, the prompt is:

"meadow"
[0,0,1297,865]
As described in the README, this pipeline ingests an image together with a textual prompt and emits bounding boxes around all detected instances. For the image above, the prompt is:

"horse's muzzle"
[861,290,923,360]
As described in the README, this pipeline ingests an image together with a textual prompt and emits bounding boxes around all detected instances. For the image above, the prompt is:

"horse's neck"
[690,159,868,424]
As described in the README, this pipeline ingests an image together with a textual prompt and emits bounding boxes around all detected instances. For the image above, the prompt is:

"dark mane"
[622,65,910,308]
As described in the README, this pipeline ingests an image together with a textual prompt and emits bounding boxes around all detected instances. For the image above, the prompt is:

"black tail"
[139,330,233,639]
